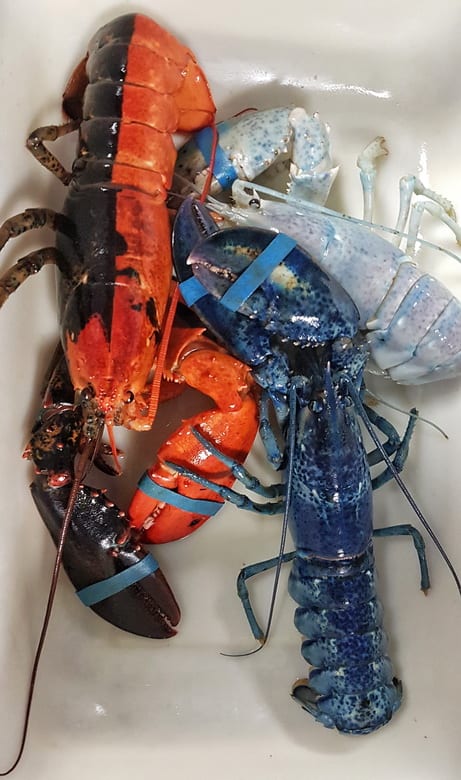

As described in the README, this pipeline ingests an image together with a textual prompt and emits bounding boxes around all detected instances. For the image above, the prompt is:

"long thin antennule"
[0,429,102,775]
[222,382,298,659]
[258,382,298,643]
[198,123,218,204]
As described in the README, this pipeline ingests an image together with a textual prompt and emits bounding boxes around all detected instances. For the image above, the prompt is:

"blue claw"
[172,195,219,279]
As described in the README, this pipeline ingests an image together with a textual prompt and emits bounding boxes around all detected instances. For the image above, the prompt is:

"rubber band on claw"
[180,233,298,311]
[76,553,160,606]
[194,124,237,189]
[137,473,223,515]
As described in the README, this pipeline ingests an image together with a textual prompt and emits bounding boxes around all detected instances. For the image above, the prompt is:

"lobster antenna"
[198,123,218,204]
[255,382,299,646]
[208,182,461,265]
[345,376,461,596]
[146,282,180,425]
[363,388,449,439]
[220,383,298,659]
[0,426,103,776]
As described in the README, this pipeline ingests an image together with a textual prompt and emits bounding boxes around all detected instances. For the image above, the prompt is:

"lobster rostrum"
[169,197,458,734]
[0,14,260,652]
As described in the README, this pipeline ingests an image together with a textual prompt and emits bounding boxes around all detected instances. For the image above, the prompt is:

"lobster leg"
[356,136,388,222]
[26,120,80,183]
[0,247,60,306]
[0,208,60,249]
[356,140,461,249]
[235,520,430,658]
[373,525,429,591]
[26,349,180,638]
[364,402,418,489]
[0,205,73,307]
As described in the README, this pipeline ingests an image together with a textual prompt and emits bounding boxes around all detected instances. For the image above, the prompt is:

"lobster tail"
[288,546,401,734]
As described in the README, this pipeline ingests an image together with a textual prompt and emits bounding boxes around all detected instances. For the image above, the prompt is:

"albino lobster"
[177,107,461,384]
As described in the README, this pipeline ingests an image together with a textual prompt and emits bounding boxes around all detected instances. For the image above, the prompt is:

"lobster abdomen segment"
[58,13,215,425]
[289,548,401,734]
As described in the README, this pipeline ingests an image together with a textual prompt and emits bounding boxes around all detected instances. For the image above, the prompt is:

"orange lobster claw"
[128,333,259,543]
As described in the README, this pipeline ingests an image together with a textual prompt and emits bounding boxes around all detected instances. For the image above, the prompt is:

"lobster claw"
[172,194,219,275]
[174,196,359,345]
[30,477,180,638]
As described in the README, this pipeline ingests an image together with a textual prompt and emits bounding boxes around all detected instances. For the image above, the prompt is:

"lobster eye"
[80,385,94,403]
[249,197,260,210]
[124,390,135,404]
[308,399,323,414]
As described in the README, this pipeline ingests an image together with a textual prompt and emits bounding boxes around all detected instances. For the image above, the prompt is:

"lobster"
[168,196,460,734]
[0,13,260,772]
[177,106,461,384]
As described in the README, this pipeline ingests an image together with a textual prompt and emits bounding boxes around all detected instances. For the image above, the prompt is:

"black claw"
[30,477,180,638]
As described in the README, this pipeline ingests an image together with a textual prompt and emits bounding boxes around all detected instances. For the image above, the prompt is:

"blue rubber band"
[219,233,297,312]
[194,124,237,189]
[138,473,223,515]
[179,275,209,306]
[76,553,159,607]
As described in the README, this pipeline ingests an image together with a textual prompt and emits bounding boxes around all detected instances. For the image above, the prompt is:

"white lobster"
[175,105,461,385]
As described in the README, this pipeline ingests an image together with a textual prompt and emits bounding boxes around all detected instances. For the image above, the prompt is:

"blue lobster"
[170,197,437,735]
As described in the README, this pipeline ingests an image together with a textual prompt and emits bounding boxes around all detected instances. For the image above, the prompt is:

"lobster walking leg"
[364,402,418,489]
[0,208,60,248]
[26,120,80,183]
[0,247,60,305]
[236,517,430,646]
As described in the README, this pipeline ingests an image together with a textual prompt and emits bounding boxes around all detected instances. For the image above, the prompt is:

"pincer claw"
[30,477,180,638]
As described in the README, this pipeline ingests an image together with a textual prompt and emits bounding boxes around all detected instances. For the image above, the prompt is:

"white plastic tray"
[0,1,460,777]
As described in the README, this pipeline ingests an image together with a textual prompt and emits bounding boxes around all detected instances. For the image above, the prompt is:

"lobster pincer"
[25,348,180,638]
[31,479,179,638]
[175,106,338,203]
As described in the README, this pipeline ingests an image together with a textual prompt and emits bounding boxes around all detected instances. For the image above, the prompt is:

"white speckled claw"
[287,108,339,203]
[175,106,338,203]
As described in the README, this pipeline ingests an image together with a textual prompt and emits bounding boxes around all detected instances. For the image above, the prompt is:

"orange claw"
[128,332,259,543]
